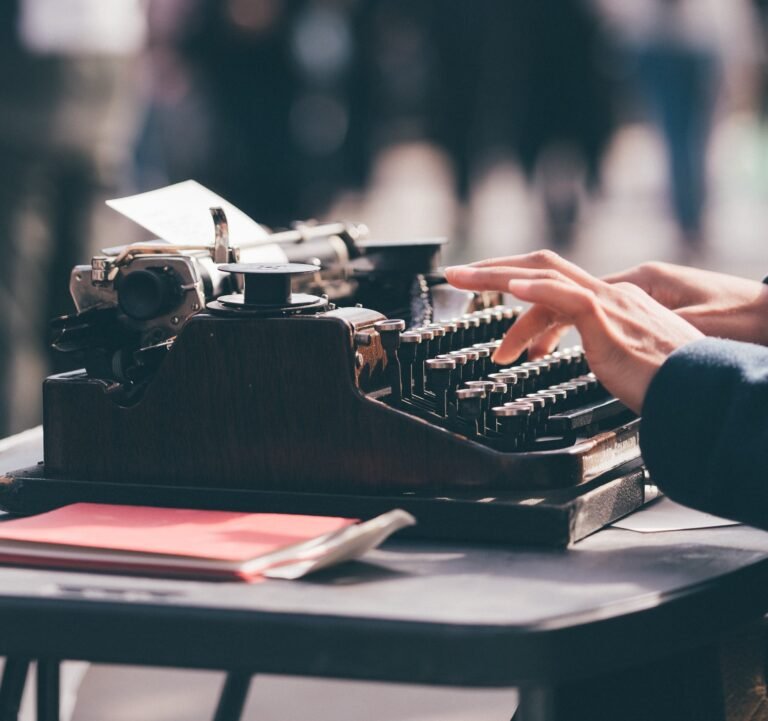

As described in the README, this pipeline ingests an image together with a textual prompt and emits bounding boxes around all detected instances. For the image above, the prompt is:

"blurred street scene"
[2,0,768,436]
[1,0,768,716]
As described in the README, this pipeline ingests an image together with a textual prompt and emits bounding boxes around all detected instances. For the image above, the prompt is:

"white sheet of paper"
[612,497,740,533]
[106,180,272,247]
[261,509,417,580]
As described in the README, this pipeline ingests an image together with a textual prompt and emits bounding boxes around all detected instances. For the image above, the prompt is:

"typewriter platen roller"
[1,215,650,546]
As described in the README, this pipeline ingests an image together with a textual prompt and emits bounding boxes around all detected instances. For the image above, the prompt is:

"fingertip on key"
[444,265,467,278]
[507,279,532,295]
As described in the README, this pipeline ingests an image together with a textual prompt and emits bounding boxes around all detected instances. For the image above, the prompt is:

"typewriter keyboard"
[373,307,635,453]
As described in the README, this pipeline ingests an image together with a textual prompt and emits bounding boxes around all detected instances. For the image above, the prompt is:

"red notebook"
[0,503,358,582]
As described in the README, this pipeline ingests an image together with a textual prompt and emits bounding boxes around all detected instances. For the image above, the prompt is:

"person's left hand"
[444,250,704,413]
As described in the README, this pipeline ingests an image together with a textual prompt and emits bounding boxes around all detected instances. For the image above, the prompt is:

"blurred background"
[0,0,767,716]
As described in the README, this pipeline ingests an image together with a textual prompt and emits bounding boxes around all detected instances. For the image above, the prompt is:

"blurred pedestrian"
[0,0,144,434]
[501,0,617,249]
[630,0,721,255]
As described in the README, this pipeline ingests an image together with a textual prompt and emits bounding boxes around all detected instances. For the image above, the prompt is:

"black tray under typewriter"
[0,289,650,547]
[1,459,651,548]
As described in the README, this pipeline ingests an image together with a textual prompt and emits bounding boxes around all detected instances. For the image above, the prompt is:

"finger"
[464,249,600,289]
[528,324,569,359]
[603,265,681,310]
[445,265,570,294]
[602,267,649,289]
[493,304,558,364]
[507,279,601,321]
[495,279,605,364]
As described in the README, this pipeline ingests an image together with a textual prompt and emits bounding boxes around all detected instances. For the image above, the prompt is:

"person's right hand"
[604,263,768,346]
[445,251,704,413]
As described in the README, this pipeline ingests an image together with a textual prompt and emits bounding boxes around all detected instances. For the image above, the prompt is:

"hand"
[445,251,704,413]
[603,262,768,346]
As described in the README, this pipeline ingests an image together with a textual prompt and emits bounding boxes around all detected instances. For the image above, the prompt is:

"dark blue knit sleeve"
[640,338,768,529]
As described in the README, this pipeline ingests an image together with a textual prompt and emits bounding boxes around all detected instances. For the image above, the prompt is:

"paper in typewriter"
[106,180,286,259]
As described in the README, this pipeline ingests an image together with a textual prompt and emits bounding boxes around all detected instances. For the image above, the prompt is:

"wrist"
[754,280,768,346]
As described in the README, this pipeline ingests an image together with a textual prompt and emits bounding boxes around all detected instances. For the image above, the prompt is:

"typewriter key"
[374,319,406,334]
[459,348,480,381]
[456,387,486,436]
[509,401,536,443]
[492,403,532,449]
[512,367,531,396]
[461,315,481,345]
[558,350,576,376]
[398,331,422,399]
[474,312,493,343]
[452,318,470,351]
[412,328,435,395]
[424,323,449,355]
[465,380,496,428]
[545,352,564,382]
[522,394,547,431]
[438,320,458,353]
[521,362,543,391]
[374,319,406,402]
[447,350,469,385]
[488,372,518,401]
[571,345,588,373]
[583,373,601,398]
[489,382,508,413]
[465,379,495,394]
[572,378,590,400]
[532,391,557,411]
[500,307,517,332]
[414,326,436,356]
[473,346,491,376]
[488,307,504,339]
[547,387,568,409]
[426,357,456,416]
[555,383,579,410]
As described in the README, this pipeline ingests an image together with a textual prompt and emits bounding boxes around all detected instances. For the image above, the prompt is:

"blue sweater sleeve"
[640,337,768,529]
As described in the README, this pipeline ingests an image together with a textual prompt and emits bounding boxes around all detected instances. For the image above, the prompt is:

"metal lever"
[210,207,230,264]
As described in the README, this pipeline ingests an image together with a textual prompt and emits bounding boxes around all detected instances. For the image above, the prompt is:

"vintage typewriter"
[1,209,652,546]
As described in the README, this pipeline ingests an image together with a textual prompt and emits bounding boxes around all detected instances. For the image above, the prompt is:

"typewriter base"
[0,462,651,547]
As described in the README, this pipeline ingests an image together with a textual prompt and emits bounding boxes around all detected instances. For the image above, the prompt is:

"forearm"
[640,338,768,528]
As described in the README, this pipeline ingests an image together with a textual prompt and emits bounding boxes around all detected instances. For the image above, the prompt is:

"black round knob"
[118,268,180,321]
[218,262,320,307]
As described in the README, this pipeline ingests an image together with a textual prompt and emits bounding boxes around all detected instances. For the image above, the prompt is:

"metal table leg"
[0,658,30,721]
[36,660,59,721]
[213,672,252,721]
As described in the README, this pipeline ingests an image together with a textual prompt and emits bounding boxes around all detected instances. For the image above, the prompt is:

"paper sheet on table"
[262,509,416,580]
[612,497,740,533]
[106,180,284,259]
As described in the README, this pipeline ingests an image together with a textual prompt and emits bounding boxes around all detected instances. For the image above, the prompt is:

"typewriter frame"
[0,310,650,546]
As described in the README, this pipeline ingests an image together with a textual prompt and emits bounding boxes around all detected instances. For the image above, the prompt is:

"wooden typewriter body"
[2,259,651,546]
[40,310,640,493]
